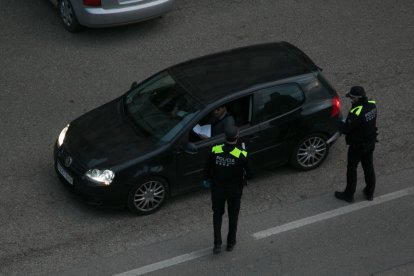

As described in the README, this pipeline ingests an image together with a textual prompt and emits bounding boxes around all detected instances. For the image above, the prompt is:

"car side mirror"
[184,142,198,155]
[130,81,138,90]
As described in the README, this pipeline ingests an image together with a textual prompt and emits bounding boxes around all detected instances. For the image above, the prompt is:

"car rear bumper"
[327,131,341,144]
[326,112,343,145]
[75,0,175,28]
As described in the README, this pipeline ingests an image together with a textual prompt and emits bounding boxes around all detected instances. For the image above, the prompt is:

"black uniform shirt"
[339,98,378,146]
[204,142,251,190]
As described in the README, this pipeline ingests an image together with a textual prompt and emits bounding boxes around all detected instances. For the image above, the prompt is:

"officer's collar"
[225,141,238,146]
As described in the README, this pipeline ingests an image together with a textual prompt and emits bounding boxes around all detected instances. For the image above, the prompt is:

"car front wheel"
[127,177,168,215]
[290,133,329,171]
[58,0,81,32]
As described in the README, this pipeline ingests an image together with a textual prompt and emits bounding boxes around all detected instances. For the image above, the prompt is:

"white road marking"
[252,186,414,240]
[113,248,211,276]
[113,186,414,276]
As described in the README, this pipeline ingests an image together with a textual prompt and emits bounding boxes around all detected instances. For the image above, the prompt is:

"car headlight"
[85,169,115,186]
[58,124,70,148]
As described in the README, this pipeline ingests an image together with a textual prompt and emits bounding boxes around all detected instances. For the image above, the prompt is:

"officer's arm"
[341,113,360,134]
[338,119,346,134]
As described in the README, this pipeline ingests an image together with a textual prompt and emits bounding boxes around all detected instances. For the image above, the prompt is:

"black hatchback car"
[54,42,341,215]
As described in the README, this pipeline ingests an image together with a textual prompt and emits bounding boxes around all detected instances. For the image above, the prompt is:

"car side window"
[188,96,252,143]
[259,83,304,121]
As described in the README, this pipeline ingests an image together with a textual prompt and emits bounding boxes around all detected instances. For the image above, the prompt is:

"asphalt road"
[0,0,413,275]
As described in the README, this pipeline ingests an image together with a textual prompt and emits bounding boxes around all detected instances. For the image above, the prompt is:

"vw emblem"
[65,156,72,167]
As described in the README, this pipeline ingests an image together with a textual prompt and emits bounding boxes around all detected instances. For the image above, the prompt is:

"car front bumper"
[53,143,127,205]
[75,0,174,28]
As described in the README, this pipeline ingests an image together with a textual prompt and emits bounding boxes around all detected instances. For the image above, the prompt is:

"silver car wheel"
[60,0,73,27]
[296,136,327,168]
[133,180,166,212]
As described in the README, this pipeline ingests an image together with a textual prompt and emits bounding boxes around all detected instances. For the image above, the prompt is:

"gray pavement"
[1,0,414,275]
[44,168,414,276]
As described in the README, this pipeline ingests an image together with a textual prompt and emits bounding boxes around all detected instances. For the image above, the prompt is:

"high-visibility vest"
[212,144,247,158]
[350,100,376,116]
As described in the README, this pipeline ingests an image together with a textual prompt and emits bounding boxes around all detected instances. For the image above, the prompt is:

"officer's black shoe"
[334,191,354,203]
[213,245,221,255]
[363,188,374,201]
[226,242,236,252]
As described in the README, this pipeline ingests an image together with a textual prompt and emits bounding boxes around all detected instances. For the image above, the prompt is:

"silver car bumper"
[327,131,341,145]
[75,0,174,28]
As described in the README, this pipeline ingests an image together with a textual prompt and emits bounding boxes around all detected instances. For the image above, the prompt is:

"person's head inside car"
[213,106,228,119]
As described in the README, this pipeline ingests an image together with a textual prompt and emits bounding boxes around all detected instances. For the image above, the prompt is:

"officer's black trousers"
[345,144,376,197]
[211,187,241,246]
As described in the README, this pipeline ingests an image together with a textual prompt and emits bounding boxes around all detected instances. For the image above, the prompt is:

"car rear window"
[302,80,330,102]
[317,73,337,96]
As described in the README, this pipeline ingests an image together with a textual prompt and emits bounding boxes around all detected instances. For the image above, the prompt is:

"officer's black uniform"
[336,86,378,202]
[204,126,251,254]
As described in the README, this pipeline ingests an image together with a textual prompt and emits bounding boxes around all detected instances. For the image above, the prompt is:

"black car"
[54,42,342,215]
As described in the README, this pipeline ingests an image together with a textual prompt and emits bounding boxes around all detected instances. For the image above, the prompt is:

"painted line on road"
[252,186,414,240]
[112,248,211,276]
[113,186,414,276]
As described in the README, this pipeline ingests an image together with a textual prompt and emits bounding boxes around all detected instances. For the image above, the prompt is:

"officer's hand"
[338,119,346,134]
[202,180,210,189]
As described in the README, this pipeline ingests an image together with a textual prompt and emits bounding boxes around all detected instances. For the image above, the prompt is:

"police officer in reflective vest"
[203,125,251,254]
[335,86,378,202]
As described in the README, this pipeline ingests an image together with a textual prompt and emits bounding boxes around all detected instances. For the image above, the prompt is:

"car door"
[174,95,262,194]
[252,83,305,167]
[174,133,223,194]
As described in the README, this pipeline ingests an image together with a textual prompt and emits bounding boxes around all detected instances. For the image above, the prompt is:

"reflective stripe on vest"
[211,145,247,158]
[350,100,376,116]
[212,144,224,154]
[350,106,363,116]
[229,147,248,158]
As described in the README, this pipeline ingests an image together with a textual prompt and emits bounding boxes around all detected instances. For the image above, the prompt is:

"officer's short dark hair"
[225,125,239,142]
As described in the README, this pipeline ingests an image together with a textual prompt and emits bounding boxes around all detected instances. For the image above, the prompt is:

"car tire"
[127,177,169,215]
[290,133,329,171]
[58,0,82,32]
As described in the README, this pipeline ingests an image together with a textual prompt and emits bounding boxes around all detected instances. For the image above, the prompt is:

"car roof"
[169,42,319,105]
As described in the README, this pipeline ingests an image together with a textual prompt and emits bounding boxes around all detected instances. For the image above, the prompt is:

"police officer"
[203,125,251,254]
[335,86,378,202]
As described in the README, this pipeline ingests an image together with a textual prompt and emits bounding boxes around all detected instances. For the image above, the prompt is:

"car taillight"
[83,0,101,6]
[331,96,341,117]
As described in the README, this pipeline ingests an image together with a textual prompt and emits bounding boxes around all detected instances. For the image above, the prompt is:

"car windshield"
[124,71,202,144]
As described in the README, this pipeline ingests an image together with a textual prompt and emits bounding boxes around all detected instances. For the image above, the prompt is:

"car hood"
[65,97,158,169]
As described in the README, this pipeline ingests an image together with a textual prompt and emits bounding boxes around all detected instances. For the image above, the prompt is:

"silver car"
[50,0,175,32]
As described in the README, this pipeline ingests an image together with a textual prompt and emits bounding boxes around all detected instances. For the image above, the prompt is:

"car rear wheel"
[127,177,168,215]
[58,0,81,32]
[290,133,329,171]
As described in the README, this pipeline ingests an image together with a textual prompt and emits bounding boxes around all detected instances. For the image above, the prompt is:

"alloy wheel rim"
[60,0,73,27]
[133,180,165,212]
[297,136,327,168]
